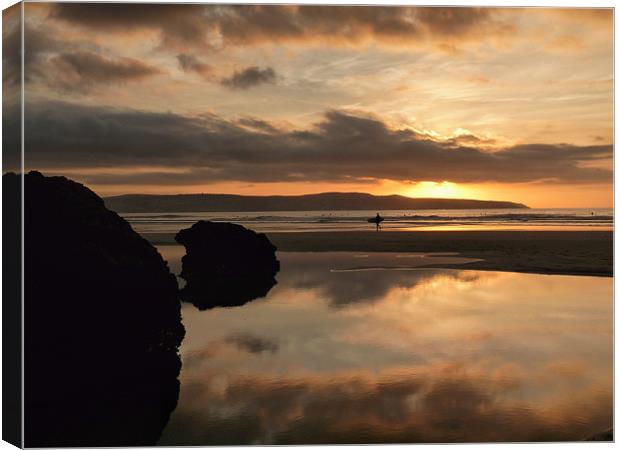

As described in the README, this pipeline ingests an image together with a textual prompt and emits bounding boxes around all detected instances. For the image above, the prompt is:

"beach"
[148,230,613,277]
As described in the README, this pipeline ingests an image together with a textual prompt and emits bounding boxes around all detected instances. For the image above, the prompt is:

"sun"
[404,181,469,199]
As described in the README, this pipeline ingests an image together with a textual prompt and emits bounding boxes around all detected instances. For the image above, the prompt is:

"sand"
[147,230,612,277]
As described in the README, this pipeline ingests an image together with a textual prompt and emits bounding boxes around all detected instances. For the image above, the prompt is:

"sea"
[122,207,613,234]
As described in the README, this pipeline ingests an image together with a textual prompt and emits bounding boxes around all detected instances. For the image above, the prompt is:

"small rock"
[175,220,280,310]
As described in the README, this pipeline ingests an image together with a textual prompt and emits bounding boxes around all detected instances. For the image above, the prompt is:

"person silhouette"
[374,213,383,231]
[367,213,384,230]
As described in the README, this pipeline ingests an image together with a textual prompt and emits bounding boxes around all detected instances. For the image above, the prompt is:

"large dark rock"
[6,171,185,447]
[175,220,280,310]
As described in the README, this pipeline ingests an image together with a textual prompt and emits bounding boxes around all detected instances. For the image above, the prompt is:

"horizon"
[103,189,528,205]
[3,4,613,209]
[100,189,612,210]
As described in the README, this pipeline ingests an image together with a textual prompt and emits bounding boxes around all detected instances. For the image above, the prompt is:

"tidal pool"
[157,249,612,444]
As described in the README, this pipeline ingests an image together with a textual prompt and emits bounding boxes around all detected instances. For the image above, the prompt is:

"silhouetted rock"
[5,171,185,447]
[175,220,280,310]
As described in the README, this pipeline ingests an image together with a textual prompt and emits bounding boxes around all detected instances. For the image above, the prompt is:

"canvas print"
[2,2,613,447]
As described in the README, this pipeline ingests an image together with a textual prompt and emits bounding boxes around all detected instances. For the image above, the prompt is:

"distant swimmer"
[368,213,384,231]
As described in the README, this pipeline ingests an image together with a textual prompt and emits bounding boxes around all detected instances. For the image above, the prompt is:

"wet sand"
[147,230,612,277]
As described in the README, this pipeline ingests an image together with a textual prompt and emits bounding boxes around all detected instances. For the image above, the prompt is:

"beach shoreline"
[147,230,612,277]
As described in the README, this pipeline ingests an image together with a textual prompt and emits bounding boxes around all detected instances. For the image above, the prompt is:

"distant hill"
[104,192,528,213]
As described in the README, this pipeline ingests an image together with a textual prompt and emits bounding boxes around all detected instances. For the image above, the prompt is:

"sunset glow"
[404,181,470,199]
[3,4,613,207]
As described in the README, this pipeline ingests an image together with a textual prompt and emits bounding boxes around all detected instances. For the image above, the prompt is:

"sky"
[2,3,614,207]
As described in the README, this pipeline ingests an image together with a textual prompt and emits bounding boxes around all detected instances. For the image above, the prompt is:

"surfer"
[368,213,384,231]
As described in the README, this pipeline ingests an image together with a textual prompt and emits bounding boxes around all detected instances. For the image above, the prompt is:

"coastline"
[147,230,613,277]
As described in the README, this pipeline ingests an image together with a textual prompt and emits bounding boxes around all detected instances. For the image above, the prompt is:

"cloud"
[177,53,213,79]
[221,66,277,90]
[2,16,160,93]
[225,333,279,354]
[3,20,62,87]
[2,6,22,87]
[47,4,511,50]
[49,3,209,49]
[2,4,23,172]
[48,52,161,91]
[19,101,612,186]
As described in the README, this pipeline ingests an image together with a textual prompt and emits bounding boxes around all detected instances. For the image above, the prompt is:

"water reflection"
[163,243,280,311]
[281,252,480,307]
[182,273,278,310]
[157,249,612,444]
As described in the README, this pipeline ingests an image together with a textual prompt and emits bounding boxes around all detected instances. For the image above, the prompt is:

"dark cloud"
[224,5,500,46]
[48,4,508,50]
[414,7,493,36]
[3,21,61,87]
[21,101,612,186]
[2,3,22,172]
[48,52,161,91]
[212,5,423,46]
[177,53,212,79]
[225,333,279,354]
[2,17,159,93]
[3,5,21,88]
[221,66,277,90]
[50,3,209,49]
